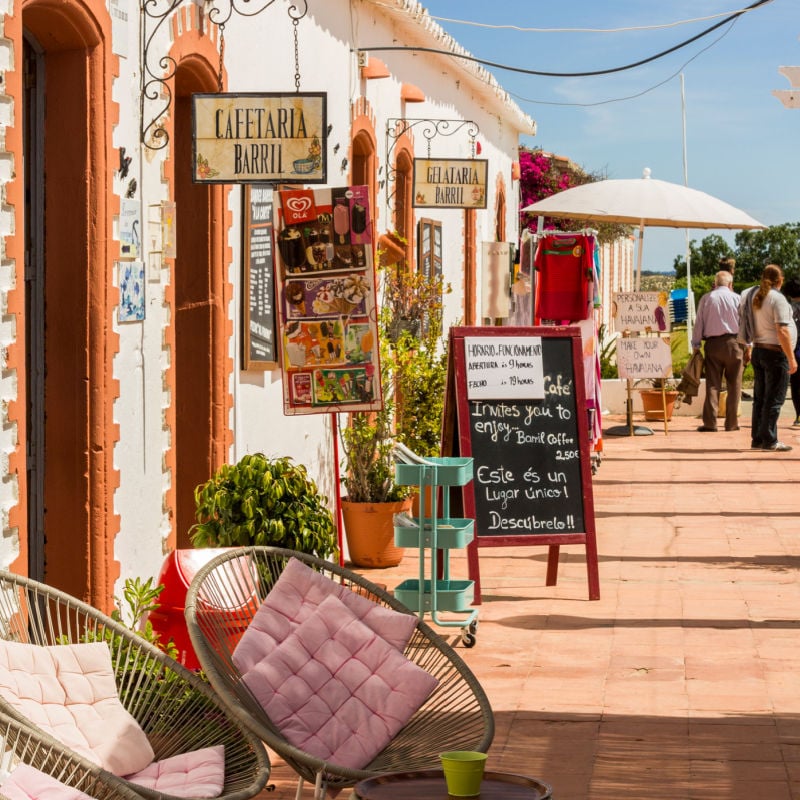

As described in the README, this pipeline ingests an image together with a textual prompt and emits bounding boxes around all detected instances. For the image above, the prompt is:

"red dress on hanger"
[534,234,593,321]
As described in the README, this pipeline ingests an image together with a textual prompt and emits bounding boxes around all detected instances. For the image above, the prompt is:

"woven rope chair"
[184,547,494,799]
[0,708,143,799]
[0,570,271,800]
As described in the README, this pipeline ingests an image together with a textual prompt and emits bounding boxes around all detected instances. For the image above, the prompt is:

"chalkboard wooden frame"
[242,184,278,370]
[444,325,600,601]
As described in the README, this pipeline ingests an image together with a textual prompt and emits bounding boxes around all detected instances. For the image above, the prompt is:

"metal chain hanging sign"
[384,118,484,211]
[140,0,309,150]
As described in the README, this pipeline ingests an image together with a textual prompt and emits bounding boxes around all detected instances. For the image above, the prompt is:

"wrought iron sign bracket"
[140,0,308,150]
[384,117,479,210]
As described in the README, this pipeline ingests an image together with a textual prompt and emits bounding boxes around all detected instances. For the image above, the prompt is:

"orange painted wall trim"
[162,15,233,553]
[4,10,26,575]
[11,0,121,608]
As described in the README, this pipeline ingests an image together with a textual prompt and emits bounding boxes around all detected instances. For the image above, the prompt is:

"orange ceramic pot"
[341,498,412,568]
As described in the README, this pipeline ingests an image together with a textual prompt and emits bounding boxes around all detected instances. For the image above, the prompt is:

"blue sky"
[419,1,799,272]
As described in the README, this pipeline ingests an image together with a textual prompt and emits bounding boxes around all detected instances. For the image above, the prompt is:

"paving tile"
[256,411,800,799]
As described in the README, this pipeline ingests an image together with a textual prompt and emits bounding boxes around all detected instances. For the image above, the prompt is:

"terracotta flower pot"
[341,498,412,568]
[639,389,679,421]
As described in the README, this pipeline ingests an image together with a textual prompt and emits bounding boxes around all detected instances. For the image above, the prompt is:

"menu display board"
[242,184,277,369]
[274,186,381,415]
[444,326,599,601]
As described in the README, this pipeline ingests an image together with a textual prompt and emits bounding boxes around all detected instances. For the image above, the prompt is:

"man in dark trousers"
[691,270,744,432]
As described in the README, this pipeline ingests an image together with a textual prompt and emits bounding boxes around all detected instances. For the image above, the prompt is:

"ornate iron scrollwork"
[384,118,479,210]
[140,0,308,150]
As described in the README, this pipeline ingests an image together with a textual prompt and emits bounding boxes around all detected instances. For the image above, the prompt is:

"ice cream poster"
[275,185,381,415]
[283,273,370,320]
[612,291,670,334]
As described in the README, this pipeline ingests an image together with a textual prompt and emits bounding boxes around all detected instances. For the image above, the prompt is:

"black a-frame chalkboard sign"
[442,326,599,601]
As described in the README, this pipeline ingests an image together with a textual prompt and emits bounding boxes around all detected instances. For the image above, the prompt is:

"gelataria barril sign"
[412,158,488,209]
[192,92,327,184]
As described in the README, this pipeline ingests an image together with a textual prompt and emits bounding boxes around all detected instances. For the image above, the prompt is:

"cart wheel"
[461,630,477,648]
[468,619,479,635]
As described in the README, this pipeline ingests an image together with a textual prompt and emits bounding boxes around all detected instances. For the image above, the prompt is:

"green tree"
[672,234,733,279]
[733,223,800,283]
[673,223,800,284]
[673,273,714,313]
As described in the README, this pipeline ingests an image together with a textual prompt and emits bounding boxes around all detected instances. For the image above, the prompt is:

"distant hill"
[639,273,676,292]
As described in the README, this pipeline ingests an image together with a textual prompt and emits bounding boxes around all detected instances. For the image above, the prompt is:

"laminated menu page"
[275,186,382,415]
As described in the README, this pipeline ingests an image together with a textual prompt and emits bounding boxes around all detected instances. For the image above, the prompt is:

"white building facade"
[0,0,536,607]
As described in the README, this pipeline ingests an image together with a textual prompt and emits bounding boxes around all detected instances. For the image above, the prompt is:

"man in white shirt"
[691,270,744,432]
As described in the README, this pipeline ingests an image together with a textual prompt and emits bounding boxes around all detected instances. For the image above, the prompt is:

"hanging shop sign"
[274,185,382,416]
[412,158,488,209]
[192,92,327,184]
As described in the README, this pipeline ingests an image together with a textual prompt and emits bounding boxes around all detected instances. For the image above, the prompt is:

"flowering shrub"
[518,147,630,244]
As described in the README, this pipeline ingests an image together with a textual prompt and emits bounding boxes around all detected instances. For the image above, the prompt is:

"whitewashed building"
[0,0,536,608]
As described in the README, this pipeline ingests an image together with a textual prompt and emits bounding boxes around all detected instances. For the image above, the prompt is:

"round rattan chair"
[0,570,271,800]
[0,708,143,799]
[184,547,494,799]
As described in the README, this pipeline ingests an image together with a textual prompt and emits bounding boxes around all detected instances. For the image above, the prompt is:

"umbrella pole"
[634,223,644,291]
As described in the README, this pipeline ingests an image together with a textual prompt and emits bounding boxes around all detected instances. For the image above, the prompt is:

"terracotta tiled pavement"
[256,401,800,800]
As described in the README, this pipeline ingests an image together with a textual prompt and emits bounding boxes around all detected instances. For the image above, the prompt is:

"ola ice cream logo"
[281,190,317,225]
[286,197,312,215]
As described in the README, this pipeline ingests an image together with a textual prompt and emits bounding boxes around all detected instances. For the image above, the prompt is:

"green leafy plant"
[598,323,619,380]
[340,256,451,500]
[190,453,338,559]
[111,576,179,660]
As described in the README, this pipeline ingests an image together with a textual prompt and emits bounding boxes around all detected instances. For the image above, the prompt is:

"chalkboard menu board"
[242,184,277,369]
[445,326,599,601]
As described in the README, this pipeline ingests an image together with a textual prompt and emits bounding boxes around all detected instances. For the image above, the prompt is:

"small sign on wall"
[120,199,140,258]
[118,261,145,322]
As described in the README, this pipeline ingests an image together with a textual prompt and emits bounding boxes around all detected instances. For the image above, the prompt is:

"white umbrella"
[523,168,767,437]
[522,168,766,288]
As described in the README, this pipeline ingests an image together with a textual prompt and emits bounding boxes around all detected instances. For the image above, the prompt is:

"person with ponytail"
[740,264,798,451]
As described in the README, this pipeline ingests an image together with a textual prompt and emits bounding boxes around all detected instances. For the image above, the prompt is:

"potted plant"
[339,336,412,568]
[190,453,338,560]
[636,377,682,421]
[338,253,450,568]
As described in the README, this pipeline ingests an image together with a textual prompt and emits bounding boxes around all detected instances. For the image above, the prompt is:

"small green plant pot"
[439,751,488,797]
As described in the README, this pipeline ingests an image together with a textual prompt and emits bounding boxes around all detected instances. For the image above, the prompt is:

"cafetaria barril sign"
[192,92,327,184]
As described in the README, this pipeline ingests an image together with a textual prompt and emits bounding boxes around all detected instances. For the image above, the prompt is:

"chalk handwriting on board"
[465,335,584,536]
[464,336,545,400]
[446,326,600,602]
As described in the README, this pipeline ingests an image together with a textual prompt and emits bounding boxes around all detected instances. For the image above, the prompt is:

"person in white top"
[739,264,798,451]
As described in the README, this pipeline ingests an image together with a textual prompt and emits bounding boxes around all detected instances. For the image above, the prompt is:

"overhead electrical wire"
[428,3,773,34]
[508,21,737,108]
[361,0,774,79]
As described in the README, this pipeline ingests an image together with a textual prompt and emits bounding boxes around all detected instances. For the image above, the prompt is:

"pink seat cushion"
[0,641,154,776]
[0,764,97,800]
[241,594,437,770]
[233,558,417,674]
[125,745,225,798]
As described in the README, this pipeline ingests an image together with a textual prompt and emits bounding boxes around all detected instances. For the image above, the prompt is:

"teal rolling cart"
[392,444,479,647]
